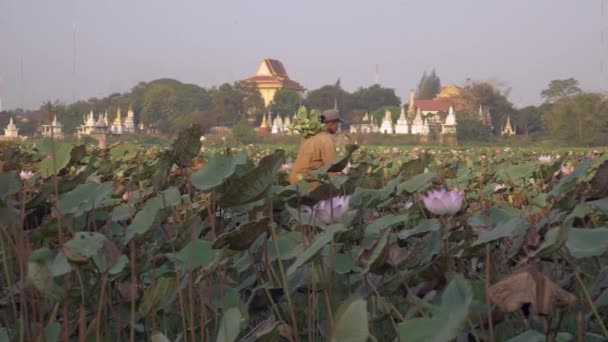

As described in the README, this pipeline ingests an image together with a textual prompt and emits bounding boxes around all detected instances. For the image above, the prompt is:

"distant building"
[77,106,137,137]
[501,115,516,136]
[379,109,394,134]
[3,117,19,139]
[41,116,64,139]
[242,58,305,107]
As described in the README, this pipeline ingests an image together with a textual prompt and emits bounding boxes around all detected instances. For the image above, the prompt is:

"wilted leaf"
[488,265,577,316]
[331,297,369,342]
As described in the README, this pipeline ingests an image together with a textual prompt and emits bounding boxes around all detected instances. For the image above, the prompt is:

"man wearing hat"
[289,108,342,184]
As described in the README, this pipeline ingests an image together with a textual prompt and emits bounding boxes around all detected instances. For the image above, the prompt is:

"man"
[289,109,341,184]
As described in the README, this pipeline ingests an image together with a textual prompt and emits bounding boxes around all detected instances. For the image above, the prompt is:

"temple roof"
[436,85,463,98]
[242,58,304,91]
[414,99,452,112]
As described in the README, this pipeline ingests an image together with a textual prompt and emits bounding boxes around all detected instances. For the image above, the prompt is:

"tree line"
[0,74,606,146]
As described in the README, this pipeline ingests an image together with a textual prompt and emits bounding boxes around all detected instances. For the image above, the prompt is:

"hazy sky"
[1,0,607,110]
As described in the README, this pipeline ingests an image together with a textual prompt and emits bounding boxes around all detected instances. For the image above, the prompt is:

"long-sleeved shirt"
[289,131,339,184]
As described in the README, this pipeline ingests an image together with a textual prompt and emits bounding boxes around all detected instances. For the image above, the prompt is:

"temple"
[41,116,64,139]
[3,118,19,139]
[242,58,305,107]
[77,106,137,137]
[501,115,516,136]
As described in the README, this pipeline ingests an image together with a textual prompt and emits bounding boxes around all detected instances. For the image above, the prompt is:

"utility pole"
[72,23,77,102]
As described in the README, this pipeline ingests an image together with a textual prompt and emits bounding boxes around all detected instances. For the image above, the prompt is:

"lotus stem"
[270,223,300,342]
[574,269,608,337]
[485,244,495,342]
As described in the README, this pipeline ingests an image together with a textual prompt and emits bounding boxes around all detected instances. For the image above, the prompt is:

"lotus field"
[1,127,608,341]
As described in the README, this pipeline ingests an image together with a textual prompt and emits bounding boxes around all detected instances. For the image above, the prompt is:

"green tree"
[461,81,514,134]
[416,69,442,99]
[304,82,353,121]
[269,89,301,116]
[209,83,244,125]
[231,118,257,144]
[371,105,401,123]
[171,110,209,132]
[235,81,264,118]
[540,78,582,103]
[456,112,492,142]
[542,92,608,146]
[513,105,543,137]
[140,83,178,131]
[351,84,401,112]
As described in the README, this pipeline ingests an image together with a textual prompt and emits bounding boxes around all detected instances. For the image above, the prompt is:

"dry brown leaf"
[354,238,387,272]
[117,281,141,301]
[386,242,409,267]
[488,265,577,316]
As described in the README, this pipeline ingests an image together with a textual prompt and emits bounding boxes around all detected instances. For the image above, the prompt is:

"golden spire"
[260,113,268,128]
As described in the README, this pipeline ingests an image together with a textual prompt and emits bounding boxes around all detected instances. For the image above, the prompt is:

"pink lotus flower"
[281,163,293,172]
[421,189,464,215]
[19,170,34,181]
[494,183,507,192]
[311,195,352,224]
[122,191,130,202]
[554,164,574,178]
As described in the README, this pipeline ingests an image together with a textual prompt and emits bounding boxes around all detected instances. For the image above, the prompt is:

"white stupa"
[3,117,19,138]
[379,109,394,134]
[395,106,409,134]
[442,105,457,134]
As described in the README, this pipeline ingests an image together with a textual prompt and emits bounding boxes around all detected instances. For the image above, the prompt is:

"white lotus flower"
[310,195,352,224]
[538,155,554,164]
[19,170,34,181]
